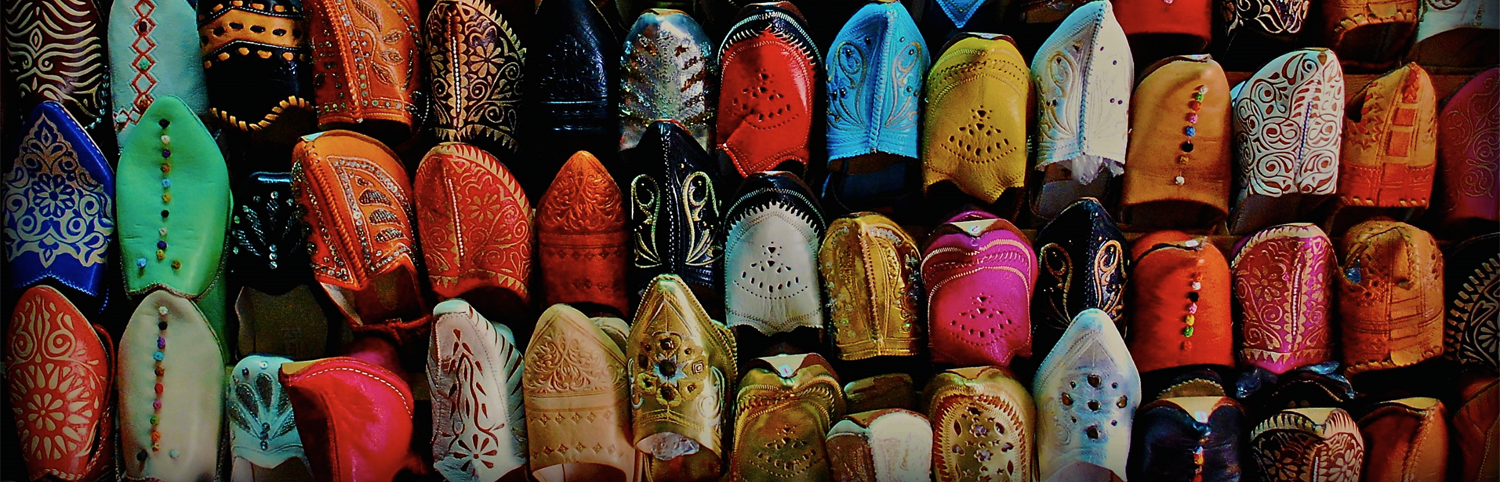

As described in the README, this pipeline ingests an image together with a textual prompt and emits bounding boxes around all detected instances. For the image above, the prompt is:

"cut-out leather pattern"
[4,287,113,482]
[723,174,827,335]
[923,219,1037,368]
[429,303,527,482]
[3,104,115,297]
[922,36,1030,204]
[426,0,525,151]
[927,367,1034,482]
[1250,409,1365,482]
[716,7,821,177]
[199,0,314,131]
[620,10,715,151]
[5,0,111,132]
[628,121,723,295]
[1232,224,1335,374]
[729,356,845,482]
[230,173,307,295]
[1034,320,1140,482]
[627,276,737,461]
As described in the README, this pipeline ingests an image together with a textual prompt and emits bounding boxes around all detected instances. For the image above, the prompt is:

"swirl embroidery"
[426,0,524,150]
[1233,50,1343,198]
[3,113,114,270]
[4,0,110,130]
[5,293,110,468]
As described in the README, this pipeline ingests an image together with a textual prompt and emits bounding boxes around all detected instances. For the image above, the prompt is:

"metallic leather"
[826,408,932,482]
[1231,224,1336,374]
[1336,220,1444,376]
[1228,49,1345,235]
[228,355,311,481]
[1112,0,1213,52]
[117,96,230,300]
[1030,1,1132,220]
[304,0,424,143]
[1337,63,1437,208]
[728,353,846,482]
[925,366,1035,482]
[1354,397,1448,482]
[1452,375,1499,482]
[716,2,821,177]
[229,172,307,296]
[109,0,209,143]
[1435,68,1499,229]
[1120,55,1232,229]
[1127,396,1246,482]
[1408,0,1498,73]
[428,298,528,482]
[414,142,532,310]
[4,102,114,300]
[1444,233,1499,370]
[538,150,631,316]
[845,373,916,413]
[4,0,112,138]
[118,290,226,482]
[723,171,827,335]
[1032,198,1128,361]
[1127,231,1235,373]
[5,286,114,482]
[1321,0,1419,70]
[923,212,1037,367]
[523,304,636,482]
[819,212,923,361]
[293,129,429,342]
[525,0,619,192]
[627,274,737,476]
[198,0,314,132]
[822,0,928,210]
[620,9,716,151]
[1033,308,1141,482]
[627,120,724,299]
[1250,408,1365,482]
[920,34,1030,204]
[425,0,526,152]
[280,356,417,482]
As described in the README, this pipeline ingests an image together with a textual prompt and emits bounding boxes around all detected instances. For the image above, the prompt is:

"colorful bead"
[1193,93,1204,102]
[155,366,164,376]
[161,179,171,188]
[1188,303,1198,314]
[162,193,171,203]
[1185,315,1196,326]
[157,321,167,330]
[1184,126,1196,137]
[156,250,166,261]
[158,305,169,315]
[1188,292,1199,302]
[161,164,171,174]
[161,135,171,144]
[154,382,164,393]
[1186,113,1199,123]
[1178,155,1190,164]
[153,399,162,410]
[151,431,161,443]
[161,209,170,218]
[157,241,168,250]
[136,258,148,268]
[161,150,171,158]
[150,415,159,425]
[152,351,164,361]
[1191,281,1202,290]
[1183,326,1195,336]
[1181,141,1194,152]
[1174,176,1186,185]
[157,337,166,349]
[171,260,182,270]
[159,119,170,128]
[1188,100,1201,111]
[159,227,168,236]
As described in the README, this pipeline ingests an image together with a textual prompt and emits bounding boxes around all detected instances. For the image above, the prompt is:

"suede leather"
[923,213,1037,368]
[4,102,115,301]
[1336,220,1444,376]
[109,0,208,143]
[5,286,115,482]
[819,212,923,361]
[537,151,631,316]
[281,356,418,482]
[920,34,1030,204]
[1127,231,1235,374]
[925,366,1036,481]
[620,9,716,152]
[198,0,314,132]
[1120,56,1232,229]
[427,299,528,482]
[716,2,821,178]
[414,142,532,314]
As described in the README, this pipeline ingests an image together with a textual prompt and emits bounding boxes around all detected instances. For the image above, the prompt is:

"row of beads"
[151,305,168,452]
[1174,85,1208,186]
[1183,239,1205,342]
[135,118,182,271]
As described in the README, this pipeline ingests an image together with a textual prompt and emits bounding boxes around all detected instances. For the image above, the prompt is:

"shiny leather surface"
[728,353,846,482]
[524,0,619,193]
[538,151,631,316]
[627,274,737,479]
[1250,408,1365,482]
[716,2,821,178]
[229,172,308,296]
[414,142,532,313]
[4,0,112,141]
[109,0,208,143]
[1236,362,1356,418]
[722,171,827,335]
[1336,220,1444,375]
[427,299,528,482]
[1337,63,1437,208]
[1354,397,1448,482]
[819,212,923,361]
[620,9,716,151]
[1128,396,1246,482]
[925,366,1035,482]
[426,0,527,153]
[1033,309,1141,482]
[228,355,311,480]
[4,102,114,300]
[1029,1,1132,220]
[1452,375,1499,482]
[920,34,1030,204]
[1231,223,1336,374]
[5,286,114,482]
[523,304,636,482]
[1434,68,1499,229]
[627,120,725,300]
[923,213,1037,367]
[119,290,226,482]
[1031,198,1128,360]
[281,356,417,482]
[1127,231,1235,373]
[293,129,429,342]
[304,0,423,144]
[199,0,314,132]
[1120,55,1232,229]
[117,96,231,300]
[826,408,932,482]
[1444,233,1500,370]
[1228,49,1345,234]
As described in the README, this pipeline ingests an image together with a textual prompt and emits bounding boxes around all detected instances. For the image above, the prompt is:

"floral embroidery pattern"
[426,0,524,150]
[3,113,114,271]
[4,289,111,478]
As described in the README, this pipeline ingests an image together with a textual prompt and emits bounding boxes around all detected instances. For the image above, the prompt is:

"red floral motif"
[4,286,112,481]
[537,151,628,314]
[1232,225,1335,374]
[415,142,532,305]
[1437,68,1499,224]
